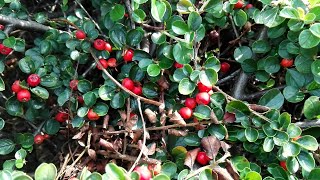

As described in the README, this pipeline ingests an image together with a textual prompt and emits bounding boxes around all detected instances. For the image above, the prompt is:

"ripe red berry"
[69,79,78,91]
[245,4,253,9]
[280,161,287,171]
[55,111,69,123]
[105,42,112,53]
[77,95,84,104]
[196,152,211,165]
[174,62,183,68]
[34,134,45,145]
[198,82,212,92]
[93,39,106,51]
[123,49,134,62]
[234,1,244,9]
[43,134,50,139]
[11,80,22,93]
[17,89,31,102]
[292,136,301,141]
[133,165,152,180]
[87,109,100,121]
[220,62,230,73]
[132,86,143,96]
[179,107,193,119]
[280,59,294,68]
[185,98,197,109]
[0,44,12,55]
[75,30,86,40]
[97,59,108,70]
[0,24,4,30]
[122,78,134,91]
[27,74,41,87]
[107,58,117,67]
[196,92,210,105]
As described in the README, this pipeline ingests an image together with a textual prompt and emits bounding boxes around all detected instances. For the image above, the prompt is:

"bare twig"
[128,98,147,173]
[241,85,286,100]
[90,49,164,107]
[294,120,320,128]
[216,69,241,85]
[0,15,51,32]
[124,0,135,29]
[97,151,160,164]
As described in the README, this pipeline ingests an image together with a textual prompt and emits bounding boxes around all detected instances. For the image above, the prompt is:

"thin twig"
[90,49,164,107]
[241,85,286,100]
[295,120,320,128]
[216,69,241,85]
[97,151,160,164]
[0,15,50,32]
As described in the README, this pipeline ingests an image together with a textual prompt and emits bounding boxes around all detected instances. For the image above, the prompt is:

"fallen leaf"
[88,149,97,160]
[212,166,234,180]
[201,136,221,159]
[184,148,200,169]
[168,129,188,136]
[169,111,186,126]
[225,159,240,180]
[144,108,157,123]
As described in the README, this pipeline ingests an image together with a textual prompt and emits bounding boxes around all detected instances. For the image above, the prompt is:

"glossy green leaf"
[31,86,49,99]
[299,29,320,49]
[263,137,274,152]
[234,46,252,63]
[178,78,195,95]
[258,89,284,109]
[34,163,57,180]
[110,4,125,21]
[297,151,315,172]
[0,139,15,155]
[151,0,166,22]
[294,135,318,151]
[303,96,320,120]
[245,127,259,142]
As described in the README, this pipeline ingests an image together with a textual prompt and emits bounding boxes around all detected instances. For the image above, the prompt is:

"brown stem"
[90,49,164,107]
[97,150,160,164]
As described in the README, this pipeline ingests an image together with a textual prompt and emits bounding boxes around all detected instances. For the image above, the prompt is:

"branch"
[241,85,286,100]
[0,15,51,32]
[294,120,320,128]
[216,69,241,85]
[124,0,135,30]
[97,151,160,164]
[90,49,164,107]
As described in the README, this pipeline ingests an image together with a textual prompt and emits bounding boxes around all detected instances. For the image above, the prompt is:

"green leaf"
[178,78,195,95]
[187,12,202,31]
[299,29,320,49]
[234,9,247,27]
[161,162,177,178]
[287,123,302,138]
[77,79,92,93]
[263,137,274,152]
[126,28,144,46]
[273,131,289,146]
[93,102,109,116]
[286,157,299,174]
[231,156,250,171]
[303,96,320,120]
[207,124,227,140]
[0,139,15,155]
[234,46,252,63]
[245,127,259,142]
[151,0,166,22]
[0,170,12,180]
[132,9,146,23]
[19,57,35,74]
[226,101,250,115]
[199,169,213,180]
[245,171,262,180]
[3,36,16,48]
[0,118,5,131]
[109,25,126,49]
[252,40,271,53]
[172,20,189,35]
[5,96,23,117]
[111,92,125,109]
[283,86,305,103]
[310,23,320,38]
[279,7,300,19]
[294,135,318,151]
[44,119,60,135]
[173,42,193,64]
[110,4,125,21]
[72,116,85,128]
[282,142,301,157]
[308,168,320,180]
[147,64,161,77]
[184,133,201,146]
[297,151,315,172]
[0,77,4,91]
[83,91,97,107]
[153,174,170,180]
[99,84,116,101]
[199,69,218,87]
[35,163,57,180]
[258,89,284,109]
[31,86,49,99]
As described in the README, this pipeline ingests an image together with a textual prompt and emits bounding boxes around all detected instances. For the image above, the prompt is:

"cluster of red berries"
[34,133,50,145]
[122,78,143,96]
[179,82,212,119]
[11,74,41,102]
[234,1,253,9]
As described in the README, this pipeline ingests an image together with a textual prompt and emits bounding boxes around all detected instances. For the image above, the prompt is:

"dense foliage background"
[0,0,320,179]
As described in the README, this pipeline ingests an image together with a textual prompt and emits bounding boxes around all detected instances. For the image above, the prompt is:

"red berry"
[93,39,106,51]
[179,107,193,119]
[133,165,152,180]
[17,89,31,102]
[43,134,50,139]
[280,161,287,171]
[280,59,294,68]
[55,111,69,123]
[292,136,301,141]
[107,58,117,67]
[234,1,244,9]
[34,134,45,145]
[69,79,78,91]
[0,44,12,55]
[220,62,230,73]
[122,78,134,91]
[123,49,134,62]
[77,95,84,104]
[11,80,22,93]
[97,59,108,70]
[75,30,86,40]
[132,86,143,96]
[174,62,183,68]
[87,109,100,121]
[27,74,41,87]
[0,24,4,30]
[105,42,112,53]
[198,82,212,92]
[185,98,197,109]
[148,163,161,176]
[196,152,211,165]
[245,4,253,9]
[196,92,210,105]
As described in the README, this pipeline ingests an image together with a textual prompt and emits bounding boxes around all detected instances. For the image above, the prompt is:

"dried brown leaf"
[147,143,156,155]
[160,113,167,126]
[184,148,200,169]
[102,115,110,129]
[125,114,138,132]
[130,131,142,143]
[220,141,231,153]
[99,138,117,152]
[225,159,240,180]
[88,149,97,160]
[144,108,157,123]
[201,136,221,159]
[138,140,151,157]
[212,166,234,180]
[157,76,170,90]
[223,112,236,123]
[168,129,188,137]
[210,111,220,124]
[118,110,127,121]
[169,111,186,126]
[72,131,85,139]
